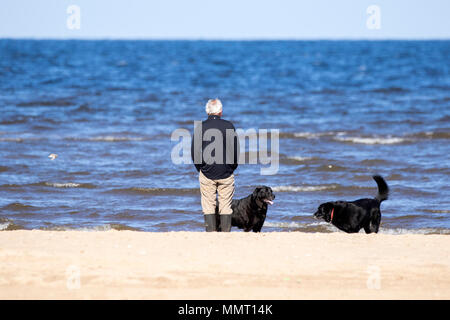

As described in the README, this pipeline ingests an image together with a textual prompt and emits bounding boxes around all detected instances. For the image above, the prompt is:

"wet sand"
[0,231,449,299]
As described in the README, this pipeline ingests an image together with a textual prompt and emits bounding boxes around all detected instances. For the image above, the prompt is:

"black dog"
[216,186,275,232]
[314,175,389,233]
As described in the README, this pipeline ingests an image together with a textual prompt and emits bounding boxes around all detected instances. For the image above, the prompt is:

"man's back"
[191,114,239,180]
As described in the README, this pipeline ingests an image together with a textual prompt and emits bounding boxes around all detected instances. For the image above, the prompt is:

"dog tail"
[373,175,389,202]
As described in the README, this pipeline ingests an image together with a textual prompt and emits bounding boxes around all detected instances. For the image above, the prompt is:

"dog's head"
[252,186,275,206]
[314,202,334,222]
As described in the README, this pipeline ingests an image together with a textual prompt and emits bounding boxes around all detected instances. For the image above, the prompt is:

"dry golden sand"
[0,231,449,299]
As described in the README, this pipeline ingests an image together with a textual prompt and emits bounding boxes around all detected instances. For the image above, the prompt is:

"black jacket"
[191,115,239,180]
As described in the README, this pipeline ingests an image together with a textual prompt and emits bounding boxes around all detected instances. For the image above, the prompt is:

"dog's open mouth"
[263,199,274,205]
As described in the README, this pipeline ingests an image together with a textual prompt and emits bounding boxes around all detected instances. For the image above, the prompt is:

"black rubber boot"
[204,214,217,232]
[220,214,232,232]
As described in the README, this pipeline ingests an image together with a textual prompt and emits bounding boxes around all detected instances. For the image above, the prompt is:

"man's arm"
[191,124,202,172]
[231,125,239,171]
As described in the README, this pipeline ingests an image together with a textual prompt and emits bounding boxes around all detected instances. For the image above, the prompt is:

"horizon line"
[1,37,449,41]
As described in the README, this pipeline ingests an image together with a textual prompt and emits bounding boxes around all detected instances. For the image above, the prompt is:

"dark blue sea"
[0,40,449,233]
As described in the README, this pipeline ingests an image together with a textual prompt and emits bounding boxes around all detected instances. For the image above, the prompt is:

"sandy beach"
[0,230,449,299]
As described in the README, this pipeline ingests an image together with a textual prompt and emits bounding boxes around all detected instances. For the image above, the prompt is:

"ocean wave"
[0,116,58,126]
[39,223,140,232]
[385,214,424,221]
[0,135,148,143]
[378,228,450,235]
[309,89,342,95]
[16,99,74,107]
[105,187,199,196]
[71,103,93,113]
[369,119,424,126]
[0,218,25,231]
[385,173,406,181]
[264,220,450,235]
[286,156,315,162]
[1,202,39,211]
[64,135,147,142]
[264,221,324,228]
[272,184,374,193]
[67,171,91,176]
[44,182,80,188]
[293,132,327,139]
[422,209,450,214]
[310,164,350,172]
[264,221,336,233]
[365,87,409,94]
[0,222,24,231]
[0,182,96,190]
[279,131,407,145]
[0,223,10,231]
[135,93,160,103]
[359,159,390,166]
[333,135,408,145]
[280,131,343,139]
[408,131,450,140]
[0,118,28,125]
[88,136,146,142]
[394,186,439,197]
[279,156,317,165]
[280,130,449,144]
[438,115,450,122]
[272,185,337,192]
[43,182,96,189]
[0,137,24,142]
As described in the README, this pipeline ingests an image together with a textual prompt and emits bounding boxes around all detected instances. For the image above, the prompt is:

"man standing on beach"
[191,99,239,232]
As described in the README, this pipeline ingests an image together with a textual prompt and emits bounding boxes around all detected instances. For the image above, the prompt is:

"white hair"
[205,99,223,115]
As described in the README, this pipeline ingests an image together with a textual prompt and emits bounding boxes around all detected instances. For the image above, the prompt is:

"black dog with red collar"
[314,175,389,233]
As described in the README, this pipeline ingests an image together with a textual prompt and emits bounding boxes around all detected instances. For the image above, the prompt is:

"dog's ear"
[323,202,334,214]
[252,187,261,198]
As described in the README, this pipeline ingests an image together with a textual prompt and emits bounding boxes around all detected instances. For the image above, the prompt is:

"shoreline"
[1,230,449,299]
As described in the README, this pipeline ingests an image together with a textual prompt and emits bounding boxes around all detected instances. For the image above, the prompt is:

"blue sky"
[1,0,449,39]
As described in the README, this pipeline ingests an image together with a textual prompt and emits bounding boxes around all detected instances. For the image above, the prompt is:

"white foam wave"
[45,182,81,188]
[292,131,347,139]
[289,131,410,145]
[264,221,329,228]
[293,132,326,138]
[334,136,407,145]
[0,138,23,142]
[378,228,450,235]
[0,222,11,231]
[272,185,337,192]
[43,224,138,232]
[264,222,450,235]
[68,225,114,232]
[287,156,313,162]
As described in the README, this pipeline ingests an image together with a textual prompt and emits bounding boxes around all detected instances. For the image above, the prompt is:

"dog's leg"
[252,220,264,232]
[365,209,381,233]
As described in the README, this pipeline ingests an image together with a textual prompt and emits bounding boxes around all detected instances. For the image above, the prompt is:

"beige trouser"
[199,170,235,215]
